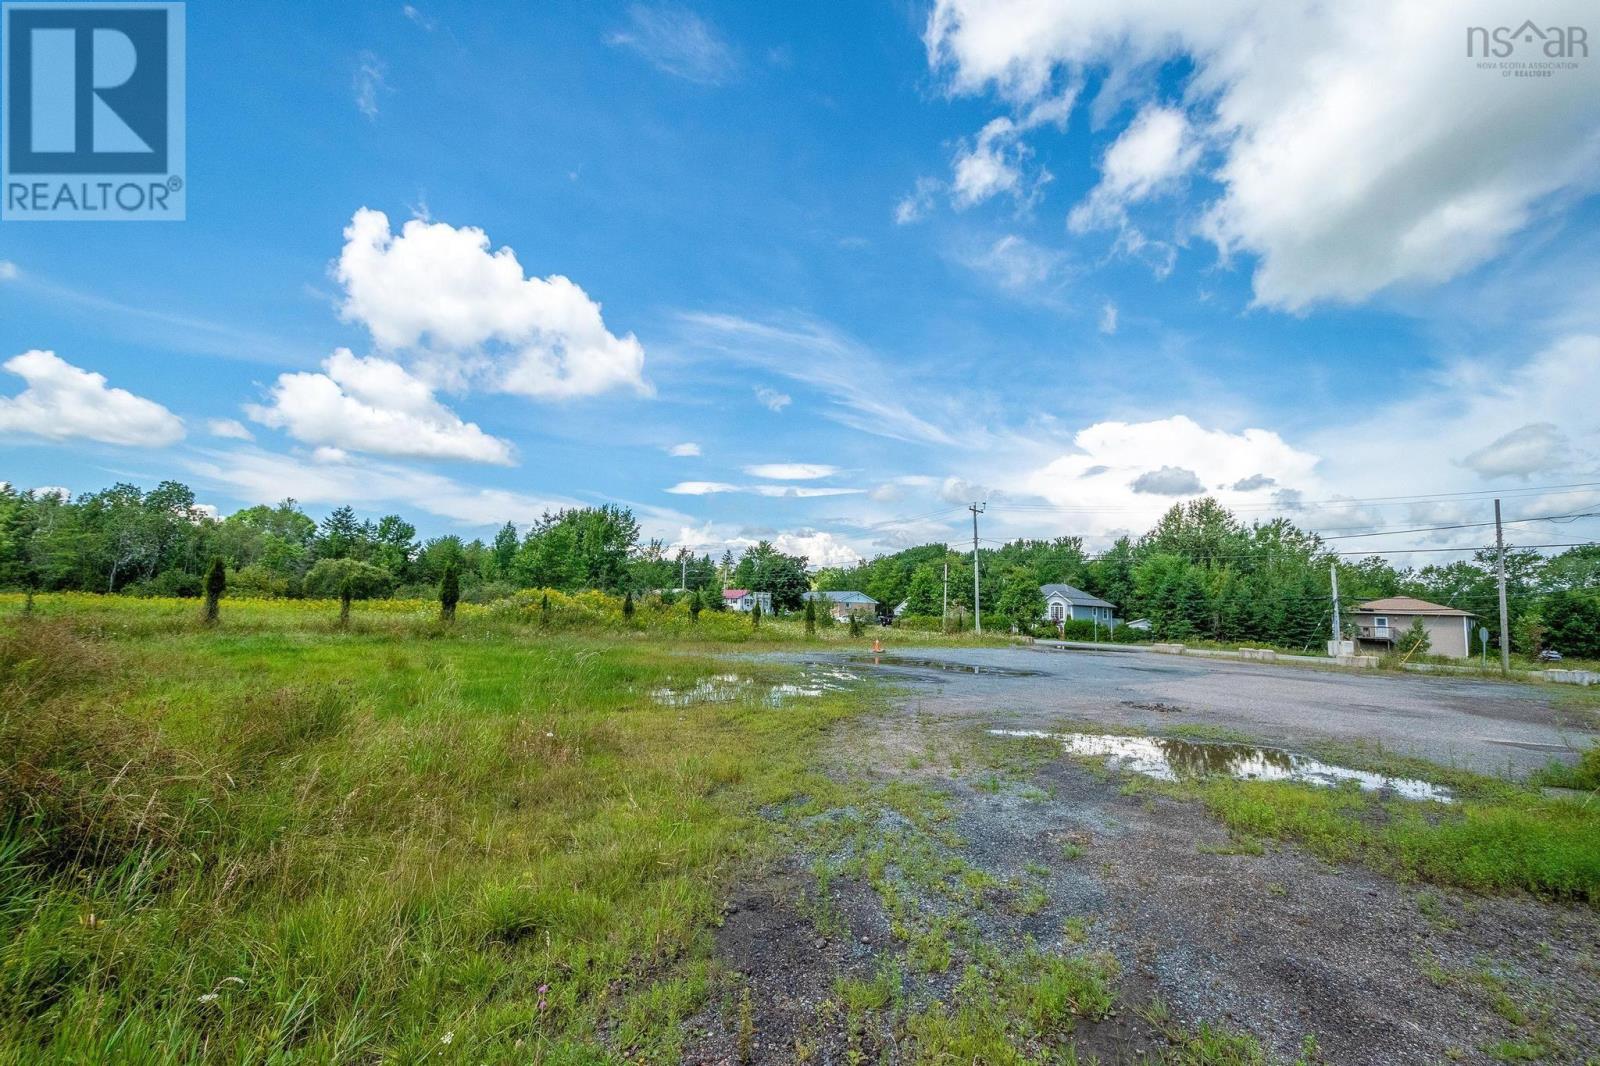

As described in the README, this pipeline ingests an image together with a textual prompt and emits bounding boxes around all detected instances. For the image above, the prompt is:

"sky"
[3,0,1599,568]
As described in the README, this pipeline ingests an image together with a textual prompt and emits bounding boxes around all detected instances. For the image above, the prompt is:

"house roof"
[805,590,877,605]
[1353,596,1474,617]
[1039,583,1115,609]
[722,588,749,599]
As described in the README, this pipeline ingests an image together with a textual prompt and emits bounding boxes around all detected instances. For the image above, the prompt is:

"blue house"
[1040,584,1117,629]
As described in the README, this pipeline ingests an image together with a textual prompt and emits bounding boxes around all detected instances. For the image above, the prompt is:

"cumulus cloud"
[206,417,254,441]
[667,441,701,457]
[948,88,1077,211]
[745,463,839,480]
[0,350,184,446]
[754,385,791,412]
[245,348,514,465]
[772,530,863,568]
[1069,105,1198,232]
[336,208,647,399]
[1230,472,1276,491]
[1130,465,1205,495]
[1459,423,1570,480]
[925,0,1600,310]
[605,4,738,85]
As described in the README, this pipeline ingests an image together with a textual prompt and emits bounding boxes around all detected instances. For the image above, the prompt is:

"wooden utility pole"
[1495,499,1510,675]
[970,502,985,635]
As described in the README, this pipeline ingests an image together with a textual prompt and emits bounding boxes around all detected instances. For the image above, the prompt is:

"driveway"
[769,644,1597,775]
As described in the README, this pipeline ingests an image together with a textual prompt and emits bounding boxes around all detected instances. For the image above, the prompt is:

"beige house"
[1349,597,1475,659]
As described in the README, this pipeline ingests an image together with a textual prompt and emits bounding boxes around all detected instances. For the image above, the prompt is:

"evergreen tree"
[338,578,353,627]
[751,600,761,628]
[804,597,816,636]
[688,589,702,622]
[440,563,460,623]
[203,556,225,624]
[540,592,552,627]
[623,590,635,620]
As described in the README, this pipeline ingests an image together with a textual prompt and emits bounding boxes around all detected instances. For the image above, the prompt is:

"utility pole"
[942,561,948,632]
[970,502,985,635]
[1329,562,1341,654]
[1495,499,1510,675]
[680,551,687,593]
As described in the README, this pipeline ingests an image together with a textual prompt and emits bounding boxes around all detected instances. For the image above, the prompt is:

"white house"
[803,590,878,621]
[1040,583,1117,629]
[722,588,772,614]
[1348,597,1474,659]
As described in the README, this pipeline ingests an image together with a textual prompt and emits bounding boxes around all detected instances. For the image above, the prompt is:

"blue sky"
[3,0,1599,566]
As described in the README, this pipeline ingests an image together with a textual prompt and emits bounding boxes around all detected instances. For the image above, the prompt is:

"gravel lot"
[769,644,1598,776]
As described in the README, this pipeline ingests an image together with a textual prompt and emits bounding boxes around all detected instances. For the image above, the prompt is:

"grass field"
[0,594,957,1063]
[4,594,1597,1064]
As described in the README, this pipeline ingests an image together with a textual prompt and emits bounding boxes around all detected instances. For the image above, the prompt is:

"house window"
[1050,603,1063,621]
[1374,616,1388,631]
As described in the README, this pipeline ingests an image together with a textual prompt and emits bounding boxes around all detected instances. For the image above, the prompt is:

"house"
[1040,584,1117,629]
[804,590,879,621]
[1348,597,1474,659]
[722,589,772,614]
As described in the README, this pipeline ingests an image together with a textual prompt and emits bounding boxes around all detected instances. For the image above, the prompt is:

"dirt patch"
[682,695,1600,1064]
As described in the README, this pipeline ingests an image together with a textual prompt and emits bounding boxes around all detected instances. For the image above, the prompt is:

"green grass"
[0,611,869,1062]
[1192,777,1600,901]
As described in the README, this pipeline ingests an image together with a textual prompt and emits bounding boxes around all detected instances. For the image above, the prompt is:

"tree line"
[2,482,1596,655]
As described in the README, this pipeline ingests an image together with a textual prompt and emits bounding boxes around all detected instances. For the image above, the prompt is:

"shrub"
[439,564,460,623]
[203,557,225,624]
[303,558,395,600]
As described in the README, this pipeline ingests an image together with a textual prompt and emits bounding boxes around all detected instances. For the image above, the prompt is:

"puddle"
[847,655,1046,677]
[990,730,1453,803]
[651,666,862,707]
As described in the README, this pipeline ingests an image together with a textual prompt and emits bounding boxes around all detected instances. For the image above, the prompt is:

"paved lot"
[776,644,1597,775]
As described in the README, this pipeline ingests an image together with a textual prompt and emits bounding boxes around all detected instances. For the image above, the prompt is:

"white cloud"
[605,4,738,85]
[1459,423,1569,480]
[925,0,1600,310]
[964,234,1063,290]
[666,480,741,495]
[0,261,17,281]
[744,463,840,480]
[31,485,70,501]
[1231,472,1275,491]
[354,52,387,120]
[667,441,701,457]
[1022,415,1321,535]
[952,117,1027,208]
[206,417,254,441]
[754,385,791,412]
[665,478,863,498]
[1099,301,1118,334]
[682,313,957,446]
[187,448,576,528]
[245,348,514,465]
[773,531,862,568]
[1129,465,1205,495]
[949,88,1077,211]
[0,350,184,447]
[894,177,941,224]
[336,208,648,399]
[1069,105,1198,232]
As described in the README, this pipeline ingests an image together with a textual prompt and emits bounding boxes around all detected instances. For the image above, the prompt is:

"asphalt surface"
[770,644,1597,776]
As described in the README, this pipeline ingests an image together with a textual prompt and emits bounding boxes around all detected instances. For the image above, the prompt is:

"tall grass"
[0,609,864,1062]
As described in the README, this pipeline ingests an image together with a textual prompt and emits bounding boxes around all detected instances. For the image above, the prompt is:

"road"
[769,644,1597,775]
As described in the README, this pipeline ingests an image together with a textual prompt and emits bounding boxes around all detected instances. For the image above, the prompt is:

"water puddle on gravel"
[847,655,1046,677]
[651,666,861,707]
[990,730,1453,803]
